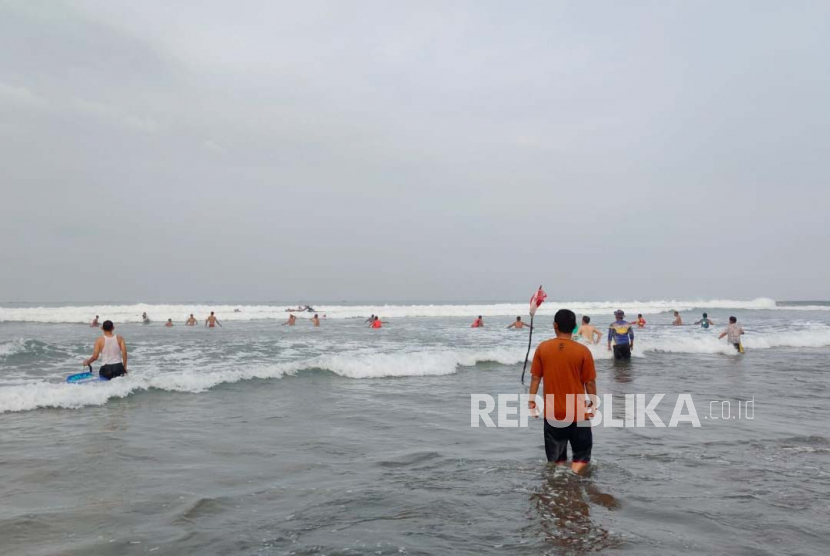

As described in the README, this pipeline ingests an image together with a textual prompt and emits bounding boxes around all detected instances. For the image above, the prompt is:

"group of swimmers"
[473,310,746,360]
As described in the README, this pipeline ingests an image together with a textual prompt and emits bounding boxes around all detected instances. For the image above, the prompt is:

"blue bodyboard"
[67,367,106,384]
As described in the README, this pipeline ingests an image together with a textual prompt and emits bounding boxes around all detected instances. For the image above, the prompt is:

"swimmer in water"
[311,314,320,327]
[507,316,530,329]
[471,316,484,328]
[576,316,602,344]
[90,315,100,327]
[365,314,375,324]
[282,314,297,326]
[142,312,150,324]
[694,312,714,329]
[205,311,222,328]
[672,311,683,326]
[165,318,174,327]
[635,314,646,327]
[186,314,197,326]
[370,316,388,329]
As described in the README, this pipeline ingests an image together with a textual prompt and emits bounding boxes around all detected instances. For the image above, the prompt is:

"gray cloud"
[1,0,828,302]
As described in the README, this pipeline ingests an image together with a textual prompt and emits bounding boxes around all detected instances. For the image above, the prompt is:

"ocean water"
[1,299,829,555]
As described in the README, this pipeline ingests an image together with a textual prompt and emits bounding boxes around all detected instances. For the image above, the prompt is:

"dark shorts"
[613,344,631,360]
[99,363,126,380]
[543,419,593,463]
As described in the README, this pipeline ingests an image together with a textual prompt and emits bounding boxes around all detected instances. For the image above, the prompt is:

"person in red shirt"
[471,316,484,328]
[370,316,388,329]
[528,309,598,474]
[635,314,646,327]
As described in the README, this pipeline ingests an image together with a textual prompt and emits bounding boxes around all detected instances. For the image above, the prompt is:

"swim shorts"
[613,344,631,360]
[543,420,593,463]
[99,363,126,380]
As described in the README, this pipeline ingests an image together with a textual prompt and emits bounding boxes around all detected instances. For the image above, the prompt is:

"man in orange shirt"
[528,309,598,474]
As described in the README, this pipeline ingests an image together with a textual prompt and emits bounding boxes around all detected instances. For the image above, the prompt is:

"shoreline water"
[2,300,829,554]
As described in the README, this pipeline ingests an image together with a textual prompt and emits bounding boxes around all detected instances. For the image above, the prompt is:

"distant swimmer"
[507,316,530,329]
[83,320,127,380]
[370,316,388,329]
[142,312,150,324]
[282,314,297,326]
[694,313,714,329]
[365,314,376,324]
[607,310,635,359]
[90,315,100,327]
[471,316,484,328]
[165,318,174,327]
[205,311,222,328]
[576,316,602,344]
[635,314,646,327]
[719,316,745,352]
[234,308,241,313]
[528,309,597,474]
[311,314,320,327]
[672,311,683,326]
[186,314,197,326]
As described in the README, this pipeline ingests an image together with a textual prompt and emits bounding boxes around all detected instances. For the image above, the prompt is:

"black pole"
[520,313,535,384]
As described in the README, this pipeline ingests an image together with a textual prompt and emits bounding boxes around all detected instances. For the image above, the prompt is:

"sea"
[1,298,828,555]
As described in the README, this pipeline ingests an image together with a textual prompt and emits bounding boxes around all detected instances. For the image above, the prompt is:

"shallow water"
[1,302,829,555]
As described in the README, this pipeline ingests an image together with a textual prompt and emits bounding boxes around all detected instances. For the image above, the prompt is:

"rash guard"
[608,320,634,345]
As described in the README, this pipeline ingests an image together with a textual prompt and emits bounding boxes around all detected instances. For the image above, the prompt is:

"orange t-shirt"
[372,320,382,329]
[531,338,596,422]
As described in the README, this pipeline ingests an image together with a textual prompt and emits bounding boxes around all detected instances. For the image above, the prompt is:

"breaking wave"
[0,298,815,324]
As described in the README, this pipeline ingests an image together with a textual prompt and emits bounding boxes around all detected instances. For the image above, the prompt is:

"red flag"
[529,286,547,317]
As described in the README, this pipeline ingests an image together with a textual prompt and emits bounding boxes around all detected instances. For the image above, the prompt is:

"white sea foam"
[3,325,830,414]
[0,348,525,413]
[0,297,812,323]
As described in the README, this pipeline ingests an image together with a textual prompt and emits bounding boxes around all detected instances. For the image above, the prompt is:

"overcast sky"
[1,0,827,303]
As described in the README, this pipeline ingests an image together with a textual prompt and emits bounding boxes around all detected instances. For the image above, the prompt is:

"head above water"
[102,320,114,332]
[674,311,679,316]
[637,313,643,318]
[516,316,521,321]
[703,312,708,318]
[582,316,590,324]
[314,314,318,318]
[554,309,577,334]
[729,316,737,323]
[614,309,624,319]
[210,311,215,315]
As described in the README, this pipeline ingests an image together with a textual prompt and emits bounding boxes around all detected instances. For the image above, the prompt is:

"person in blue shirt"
[607,310,635,360]
[694,313,715,329]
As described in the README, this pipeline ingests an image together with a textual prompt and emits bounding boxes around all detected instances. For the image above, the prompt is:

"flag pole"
[521,313,534,384]
[521,284,544,384]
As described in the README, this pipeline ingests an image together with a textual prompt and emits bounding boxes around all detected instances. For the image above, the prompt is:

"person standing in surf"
[528,309,597,474]
[607,310,635,359]
[283,314,297,326]
[471,316,484,328]
[672,311,683,325]
[186,314,197,326]
[507,316,530,329]
[82,320,128,380]
[311,314,320,327]
[205,311,222,328]
[719,316,745,352]
[694,313,715,329]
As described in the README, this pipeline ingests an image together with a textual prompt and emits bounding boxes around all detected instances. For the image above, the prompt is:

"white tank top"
[101,334,122,366]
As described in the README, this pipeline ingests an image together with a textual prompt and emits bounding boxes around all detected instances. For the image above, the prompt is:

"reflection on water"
[612,358,634,383]
[531,466,621,554]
